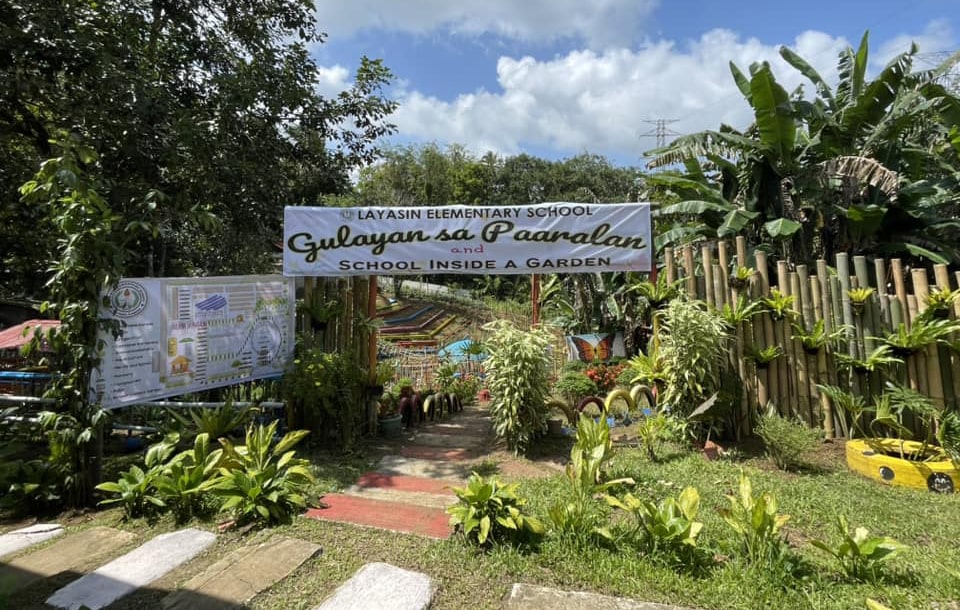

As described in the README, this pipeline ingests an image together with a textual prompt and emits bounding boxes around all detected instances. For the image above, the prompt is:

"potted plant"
[818,383,960,493]
[377,392,403,438]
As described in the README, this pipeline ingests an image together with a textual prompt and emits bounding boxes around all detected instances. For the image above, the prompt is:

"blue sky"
[309,0,958,166]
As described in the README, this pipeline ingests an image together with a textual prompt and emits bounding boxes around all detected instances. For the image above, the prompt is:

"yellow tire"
[630,384,656,413]
[604,389,634,413]
[846,438,958,493]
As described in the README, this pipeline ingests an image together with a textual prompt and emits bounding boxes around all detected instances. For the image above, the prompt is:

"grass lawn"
[4,437,959,610]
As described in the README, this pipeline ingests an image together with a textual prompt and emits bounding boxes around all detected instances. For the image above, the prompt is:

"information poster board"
[91,275,295,409]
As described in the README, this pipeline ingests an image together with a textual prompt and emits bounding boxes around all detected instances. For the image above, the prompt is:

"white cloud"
[315,65,351,98]
[314,0,659,48]
[388,29,847,160]
[875,19,955,66]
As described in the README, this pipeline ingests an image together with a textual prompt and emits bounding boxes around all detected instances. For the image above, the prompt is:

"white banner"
[284,202,652,276]
[91,275,295,409]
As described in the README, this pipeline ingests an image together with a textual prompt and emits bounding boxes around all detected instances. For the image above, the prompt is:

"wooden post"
[682,245,696,298]
[718,240,731,308]
[665,247,676,283]
[703,244,715,308]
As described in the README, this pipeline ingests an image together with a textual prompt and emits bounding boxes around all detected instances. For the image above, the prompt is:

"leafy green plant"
[549,415,633,542]
[626,347,668,395]
[168,401,257,441]
[728,266,755,290]
[835,344,903,375]
[630,273,683,311]
[447,472,545,548]
[791,320,849,355]
[719,472,791,567]
[817,384,871,438]
[938,410,960,470]
[882,317,960,358]
[924,287,960,319]
[154,433,223,522]
[554,371,598,405]
[605,486,703,565]
[747,344,783,369]
[95,435,179,519]
[212,421,314,525]
[635,413,677,462]
[847,287,875,316]
[811,515,907,582]
[756,411,823,471]
[721,294,763,327]
[482,320,554,454]
[761,289,796,321]
[658,297,729,414]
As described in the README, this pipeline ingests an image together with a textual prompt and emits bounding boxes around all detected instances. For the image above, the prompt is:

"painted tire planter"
[846,438,959,493]
[378,414,403,438]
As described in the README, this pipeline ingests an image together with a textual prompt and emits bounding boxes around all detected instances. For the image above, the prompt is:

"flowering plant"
[585,363,625,394]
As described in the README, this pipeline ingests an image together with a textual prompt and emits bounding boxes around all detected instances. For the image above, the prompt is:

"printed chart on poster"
[91,275,295,409]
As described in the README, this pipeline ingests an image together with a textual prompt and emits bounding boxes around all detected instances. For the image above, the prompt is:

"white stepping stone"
[0,523,63,558]
[46,527,216,610]
[314,562,434,610]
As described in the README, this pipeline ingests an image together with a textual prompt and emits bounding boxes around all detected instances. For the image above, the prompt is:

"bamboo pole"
[811,276,834,437]
[854,256,878,355]
[736,236,748,272]
[791,272,813,425]
[836,253,859,397]
[912,268,945,409]
[751,276,768,414]
[718,241,730,309]
[891,259,909,330]
[933,265,957,409]
[756,251,777,412]
[906,295,922,393]
[682,245,696,298]
[712,263,725,311]
[664,247,676,283]
[777,261,795,416]
[875,258,891,330]
[703,244,715,308]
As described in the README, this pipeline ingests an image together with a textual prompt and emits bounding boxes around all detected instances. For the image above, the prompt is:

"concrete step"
[46,527,216,610]
[343,472,458,509]
[504,583,698,610]
[375,455,472,480]
[314,562,434,610]
[412,432,486,449]
[0,523,63,559]
[162,535,321,610]
[401,446,474,461]
[0,526,136,593]
[305,494,450,539]
[427,421,491,435]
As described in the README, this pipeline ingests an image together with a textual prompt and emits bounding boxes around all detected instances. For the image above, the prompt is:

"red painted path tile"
[305,494,450,539]
[355,472,457,496]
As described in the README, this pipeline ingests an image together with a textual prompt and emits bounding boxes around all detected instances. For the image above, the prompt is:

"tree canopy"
[0,0,397,297]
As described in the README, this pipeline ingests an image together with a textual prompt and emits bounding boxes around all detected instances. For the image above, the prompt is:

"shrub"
[483,320,554,455]
[96,435,179,519]
[605,487,703,566]
[549,416,633,544]
[447,472,544,548]
[153,433,224,522]
[811,515,907,583]
[718,472,791,568]
[212,421,315,525]
[658,298,729,415]
[554,371,597,405]
[756,412,823,471]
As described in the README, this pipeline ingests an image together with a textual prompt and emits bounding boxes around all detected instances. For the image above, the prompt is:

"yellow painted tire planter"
[846,438,959,493]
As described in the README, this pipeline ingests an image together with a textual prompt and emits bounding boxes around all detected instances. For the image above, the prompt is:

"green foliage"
[938,410,960,470]
[168,402,257,441]
[811,515,907,582]
[817,384,871,438]
[718,472,791,567]
[635,413,682,462]
[721,294,763,327]
[549,416,633,543]
[747,344,784,368]
[791,319,849,354]
[659,298,729,414]
[882,317,960,357]
[756,411,823,471]
[20,140,135,507]
[483,320,554,455]
[447,472,545,548]
[630,274,683,311]
[153,433,224,522]
[95,435,179,519]
[605,487,703,565]
[212,421,315,526]
[835,344,903,375]
[761,289,796,321]
[554,372,598,405]
[924,288,960,318]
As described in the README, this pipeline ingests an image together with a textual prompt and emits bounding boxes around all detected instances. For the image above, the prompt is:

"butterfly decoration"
[570,334,616,362]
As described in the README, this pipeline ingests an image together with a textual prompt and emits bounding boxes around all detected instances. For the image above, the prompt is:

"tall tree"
[0,0,397,295]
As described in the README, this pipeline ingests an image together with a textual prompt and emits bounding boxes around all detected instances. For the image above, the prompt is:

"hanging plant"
[847,287,875,317]
[761,289,795,321]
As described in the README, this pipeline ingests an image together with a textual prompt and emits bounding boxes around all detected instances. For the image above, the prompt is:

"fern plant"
[761,289,795,321]
[882,317,960,358]
[791,320,849,355]
[847,287,875,316]
[811,515,907,582]
[447,472,545,548]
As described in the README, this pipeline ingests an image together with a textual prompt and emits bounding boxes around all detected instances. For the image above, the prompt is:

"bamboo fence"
[663,237,960,438]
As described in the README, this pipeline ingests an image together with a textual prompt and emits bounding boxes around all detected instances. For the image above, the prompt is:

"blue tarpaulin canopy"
[437,339,486,362]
